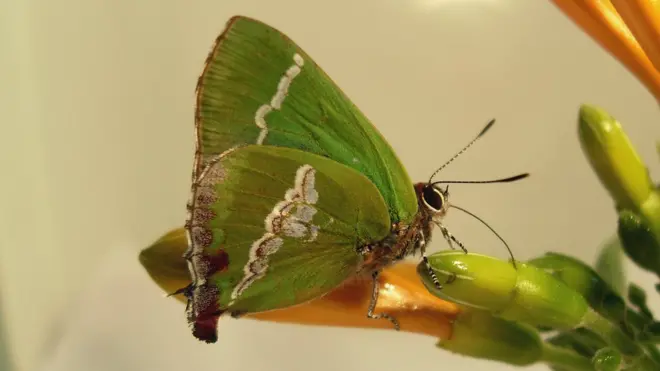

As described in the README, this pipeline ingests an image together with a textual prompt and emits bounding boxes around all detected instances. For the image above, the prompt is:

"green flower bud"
[528,252,654,343]
[595,236,626,296]
[578,104,652,210]
[437,308,542,366]
[592,347,622,371]
[439,308,594,370]
[419,252,646,361]
[418,251,589,329]
[527,253,627,324]
[578,104,660,279]
[139,228,190,295]
[618,210,660,278]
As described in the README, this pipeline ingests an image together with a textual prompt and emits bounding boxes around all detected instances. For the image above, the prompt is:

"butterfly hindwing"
[185,144,391,341]
[194,15,418,224]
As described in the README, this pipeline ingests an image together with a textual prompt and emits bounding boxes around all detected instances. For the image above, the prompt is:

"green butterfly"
[178,15,528,343]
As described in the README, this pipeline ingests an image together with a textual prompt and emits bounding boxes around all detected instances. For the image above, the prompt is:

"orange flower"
[550,0,660,101]
[139,228,460,340]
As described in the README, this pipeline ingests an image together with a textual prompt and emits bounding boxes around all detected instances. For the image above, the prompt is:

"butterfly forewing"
[194,16,417,224]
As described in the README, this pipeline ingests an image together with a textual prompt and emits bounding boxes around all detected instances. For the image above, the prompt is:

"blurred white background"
[2,0,660,370]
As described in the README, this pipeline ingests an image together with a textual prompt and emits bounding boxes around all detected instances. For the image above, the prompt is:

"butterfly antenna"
[430,173,529,187]
[428,118,496,184]
[450,204,517,267]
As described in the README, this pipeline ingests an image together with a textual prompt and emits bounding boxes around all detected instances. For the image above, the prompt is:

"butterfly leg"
[417,229,427,256]
[438,223,468,253]
[415,231,443,290]
[422,256,444,290]
[366,270,400,330]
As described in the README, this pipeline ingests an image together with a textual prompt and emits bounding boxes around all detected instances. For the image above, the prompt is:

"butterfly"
[176,15,529,343]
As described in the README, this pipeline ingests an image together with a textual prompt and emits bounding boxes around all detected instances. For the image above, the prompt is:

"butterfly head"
[416,183,450,219]
[421,119,530,221]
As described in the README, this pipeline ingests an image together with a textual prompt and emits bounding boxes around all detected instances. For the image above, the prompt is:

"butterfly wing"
[193,15,418,224]
[185,144,391,342]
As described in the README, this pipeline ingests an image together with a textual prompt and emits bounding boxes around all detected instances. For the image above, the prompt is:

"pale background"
[2,0,660,370]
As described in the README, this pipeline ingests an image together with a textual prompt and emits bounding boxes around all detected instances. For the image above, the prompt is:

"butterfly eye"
[422,185,445,212]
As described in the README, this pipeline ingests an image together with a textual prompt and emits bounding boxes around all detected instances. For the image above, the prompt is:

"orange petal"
[140,228,460,340]
[550,0,660,101]
[611,0,660,74]
[248,263,459,339]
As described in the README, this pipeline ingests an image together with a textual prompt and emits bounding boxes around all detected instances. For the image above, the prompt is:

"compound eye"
[422,186,445,212]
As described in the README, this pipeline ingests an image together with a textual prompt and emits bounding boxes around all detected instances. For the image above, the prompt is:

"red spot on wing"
[189,250,230,344]
[193,308,223,344]
[206,250,230,275]
[190,284,225,344]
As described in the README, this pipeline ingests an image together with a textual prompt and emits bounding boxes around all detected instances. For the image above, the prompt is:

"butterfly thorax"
[358,182,448,274]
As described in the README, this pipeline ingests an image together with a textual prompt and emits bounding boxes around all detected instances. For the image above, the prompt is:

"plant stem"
[540,342,593,370]
[581,308,643,358]
[623,353,660,371]
[641,343,660,366]
[578,309,660,370]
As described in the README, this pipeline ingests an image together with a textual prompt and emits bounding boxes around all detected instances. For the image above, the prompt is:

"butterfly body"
[359,186,442,272]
